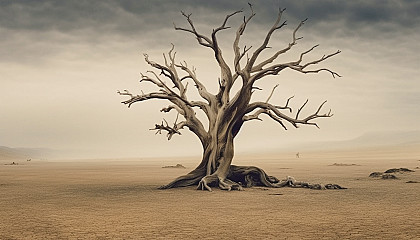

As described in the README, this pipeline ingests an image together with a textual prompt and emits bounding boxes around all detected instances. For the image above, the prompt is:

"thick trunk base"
[159,165,346,191]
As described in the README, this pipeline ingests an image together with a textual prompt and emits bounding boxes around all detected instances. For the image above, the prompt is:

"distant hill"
[0,146,53,161]
[351,131,420,147]
[285,130,420,152]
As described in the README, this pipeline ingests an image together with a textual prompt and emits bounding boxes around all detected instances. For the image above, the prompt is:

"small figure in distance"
[296,152,300,158]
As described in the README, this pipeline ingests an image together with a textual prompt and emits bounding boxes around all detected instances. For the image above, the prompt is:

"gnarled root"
[158,167,205,189]
[197,175,243,191]
[159,164,346,191]
[227,165,346,190]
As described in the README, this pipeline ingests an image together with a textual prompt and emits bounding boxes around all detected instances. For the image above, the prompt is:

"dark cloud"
[0,0,417,62]
[1,0,418,66]
[0,0,234,35]
[270,1,420,27]
[2,1,418,34]
[0,0,174,35]
[1,0,418,61]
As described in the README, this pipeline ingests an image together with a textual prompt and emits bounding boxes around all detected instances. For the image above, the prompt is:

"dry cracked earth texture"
[1,148,419,239]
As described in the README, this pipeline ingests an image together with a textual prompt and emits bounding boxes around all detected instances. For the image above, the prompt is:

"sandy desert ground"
[1,146,419,239]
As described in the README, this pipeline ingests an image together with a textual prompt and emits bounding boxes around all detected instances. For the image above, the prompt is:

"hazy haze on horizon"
[1,0,419,159]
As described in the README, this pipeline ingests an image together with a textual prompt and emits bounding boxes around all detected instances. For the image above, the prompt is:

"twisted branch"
[150,116,187,140]
[243,98,332,129]
[174,10,240,105]
[118,46,210,142]
[174,61,214,105]
[250,17,305,73]
[233,4,255,77]
[244,12,340,85]
[174,12,212,48]
[246,7,287,72]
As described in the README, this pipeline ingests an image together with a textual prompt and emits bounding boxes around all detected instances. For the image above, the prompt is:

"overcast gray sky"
[1,0,419,158]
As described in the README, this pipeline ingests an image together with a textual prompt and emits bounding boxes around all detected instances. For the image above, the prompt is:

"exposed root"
[197,175,243,191]
[158,167,205,189]
[369,167,414,181]
[197,175,217,191]
[227,165,346,190]
[218,178,243,191]
[159,164,346,191]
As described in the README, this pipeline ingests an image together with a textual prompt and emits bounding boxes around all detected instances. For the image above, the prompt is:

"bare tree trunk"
[159,118,240,191]
[160,135,346,191]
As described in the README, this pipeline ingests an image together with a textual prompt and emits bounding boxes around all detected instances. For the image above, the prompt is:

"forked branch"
[250,48,341,84]
[233,4,255,77]
[118,46,211,142]
[174,10,242,105]
[250,17,306,73]
[117,90,175,108]
[174,12,213,48]
[174,61,214,105]
[245,12,341,85]
[150,116,187,140]
[246,7,287,71]
[244,98,332,129]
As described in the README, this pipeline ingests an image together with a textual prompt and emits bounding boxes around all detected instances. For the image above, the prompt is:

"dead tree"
[119,6,343,191]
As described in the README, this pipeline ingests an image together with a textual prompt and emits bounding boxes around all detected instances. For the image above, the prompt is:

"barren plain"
[1,145,419,239]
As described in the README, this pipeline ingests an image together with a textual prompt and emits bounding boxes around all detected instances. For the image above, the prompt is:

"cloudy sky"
[1,0,419,159]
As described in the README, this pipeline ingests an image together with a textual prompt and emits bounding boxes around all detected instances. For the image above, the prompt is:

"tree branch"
[175,10,242,106]
[160,105,185,115]
[233,5,255,77]
[144,49,186,96]
[211,10,243,60]
[292,50,342,78]
[250,17,306,73]
[265,84,279,103]
[174,61,215,105]
[118,46,211,143]
[243,108,288,130]
[213,10,243,35]
[174,12,213,48]
[243,99,332,129]
[246,7,287,72]
[118,90,175,108]
[150,116,187,140]
[250,48,341,84]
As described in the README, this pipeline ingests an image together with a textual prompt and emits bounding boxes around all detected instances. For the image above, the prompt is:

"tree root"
[197,175,243,191]
[228,165,346,190]
[158,167,205,189]
[159,165,346,191]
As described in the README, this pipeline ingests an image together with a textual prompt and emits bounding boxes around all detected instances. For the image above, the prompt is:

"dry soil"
[1,147,419,239]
